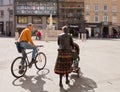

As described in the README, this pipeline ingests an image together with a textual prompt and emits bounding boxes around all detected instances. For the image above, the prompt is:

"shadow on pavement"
[12,68,50,92]
[60,74,97,92]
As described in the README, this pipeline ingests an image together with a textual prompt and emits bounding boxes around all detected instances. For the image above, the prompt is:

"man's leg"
[20,42,37,68]
[20,42,37,59]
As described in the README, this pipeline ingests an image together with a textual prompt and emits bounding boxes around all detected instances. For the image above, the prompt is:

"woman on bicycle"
[54,26,74,87]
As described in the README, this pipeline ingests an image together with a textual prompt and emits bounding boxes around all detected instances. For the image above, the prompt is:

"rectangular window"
[94,15,99,22]
[85,4,90,11]
[9,10,13,16]
[32,16,42,24]
[0,0,3,5]
[104,5,108,11]
[94,4,98,11]
[85,15,90,22]
[17,16,28,24]
[112,15,117,23]
[0,10,4,17]
[9,0,13,4]
[103,15,108,22]
[112,5,117,12]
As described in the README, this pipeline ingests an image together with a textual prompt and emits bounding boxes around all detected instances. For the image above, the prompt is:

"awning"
[69,25,79,28]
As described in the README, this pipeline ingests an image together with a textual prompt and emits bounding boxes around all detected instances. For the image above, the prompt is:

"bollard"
[78,33,80,39]
[45,33,48,42]
[15,31,19,40]
[81,33,84,41]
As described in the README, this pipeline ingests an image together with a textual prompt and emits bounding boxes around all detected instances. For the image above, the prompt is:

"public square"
[0,37,120,92]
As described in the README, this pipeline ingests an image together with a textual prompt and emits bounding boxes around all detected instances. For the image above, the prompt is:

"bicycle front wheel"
[11,57,27,78]
[35,52,47,70]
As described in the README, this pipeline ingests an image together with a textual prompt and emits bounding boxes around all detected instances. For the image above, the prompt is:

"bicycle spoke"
[35,52,46,70]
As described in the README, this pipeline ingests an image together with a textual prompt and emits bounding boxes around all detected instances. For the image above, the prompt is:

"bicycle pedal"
[19,69,24,74]
[35,60,38,63]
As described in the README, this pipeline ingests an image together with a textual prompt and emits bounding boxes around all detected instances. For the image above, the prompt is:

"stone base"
[42,30,62,41]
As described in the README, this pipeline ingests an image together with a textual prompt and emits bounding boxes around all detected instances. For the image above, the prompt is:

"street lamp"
[7,8,10,36]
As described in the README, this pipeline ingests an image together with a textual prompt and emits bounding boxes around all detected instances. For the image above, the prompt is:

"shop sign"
[89,25,97,27]
[14,0,57,15]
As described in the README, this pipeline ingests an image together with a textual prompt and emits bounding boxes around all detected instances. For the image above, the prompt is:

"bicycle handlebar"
[36,45,44,48]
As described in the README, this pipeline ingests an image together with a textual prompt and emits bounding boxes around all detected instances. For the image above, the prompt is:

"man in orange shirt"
[19,23,37,68]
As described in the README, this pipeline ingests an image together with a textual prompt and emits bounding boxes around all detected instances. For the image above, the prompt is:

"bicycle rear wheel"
[11,57,27,78]
[35,52,47,70]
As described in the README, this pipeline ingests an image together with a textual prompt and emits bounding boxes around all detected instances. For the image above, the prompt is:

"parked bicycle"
[11,42,47,78]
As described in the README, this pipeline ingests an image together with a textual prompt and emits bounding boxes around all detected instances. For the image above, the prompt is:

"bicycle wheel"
[11,57,27,78]
[35,52,47,70]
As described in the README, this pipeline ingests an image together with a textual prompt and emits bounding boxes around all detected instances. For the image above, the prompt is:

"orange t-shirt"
[19,28,34,45]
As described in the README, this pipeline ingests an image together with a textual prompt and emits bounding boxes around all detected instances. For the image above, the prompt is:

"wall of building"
[0,0,14,36]
[1,0,120,38]
[84,0,120,38]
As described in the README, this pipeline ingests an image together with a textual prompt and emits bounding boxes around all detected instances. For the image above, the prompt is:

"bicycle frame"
[21,46,40,65]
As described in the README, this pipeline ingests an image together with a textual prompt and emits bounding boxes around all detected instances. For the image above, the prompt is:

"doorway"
[103,26,109,38]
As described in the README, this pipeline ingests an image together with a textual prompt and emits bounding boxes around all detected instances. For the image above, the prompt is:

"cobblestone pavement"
[0,37,120,92]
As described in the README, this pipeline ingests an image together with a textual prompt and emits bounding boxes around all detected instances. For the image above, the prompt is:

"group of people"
[18,23,76,87]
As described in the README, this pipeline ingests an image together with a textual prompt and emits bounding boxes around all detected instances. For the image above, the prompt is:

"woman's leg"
[66,73,70,84]
[59,74,63,87]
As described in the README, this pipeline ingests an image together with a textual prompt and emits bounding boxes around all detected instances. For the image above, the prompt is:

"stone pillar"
[15,31,19,40]
[84,33,86,41]
[81,33,84,41]
[45,30,48,42]
[78,33,80,39]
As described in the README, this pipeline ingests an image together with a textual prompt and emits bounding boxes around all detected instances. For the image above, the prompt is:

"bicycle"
[11,42,47,78]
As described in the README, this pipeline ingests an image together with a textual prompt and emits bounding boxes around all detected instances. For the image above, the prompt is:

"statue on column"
[47,13,55,30]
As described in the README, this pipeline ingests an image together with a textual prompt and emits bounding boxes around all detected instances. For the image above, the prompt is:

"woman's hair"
[62,26,69,33]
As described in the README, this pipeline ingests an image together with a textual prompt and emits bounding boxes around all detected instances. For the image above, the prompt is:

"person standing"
[19,23,37,68]
[36,30,42,40]
[54,26,74,87]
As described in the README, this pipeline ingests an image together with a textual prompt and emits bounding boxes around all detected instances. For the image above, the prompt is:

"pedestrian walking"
[54,26,74,87]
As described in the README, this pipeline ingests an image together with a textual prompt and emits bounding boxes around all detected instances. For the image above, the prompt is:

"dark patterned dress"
[54,49,73,74]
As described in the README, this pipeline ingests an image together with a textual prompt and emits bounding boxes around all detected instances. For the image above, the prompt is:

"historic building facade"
[14,0,58,34]
[0,0,14,36]
[58,0,84,36]
[84,0,120,38]
[1,0,120,38]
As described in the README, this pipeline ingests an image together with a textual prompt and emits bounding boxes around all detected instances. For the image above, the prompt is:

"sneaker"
[33,59,38,63]
[31,58,38,63]
[66,80,70,84]
[59,83,63,88]
[28,59,36,68]
[28,62,33,68]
